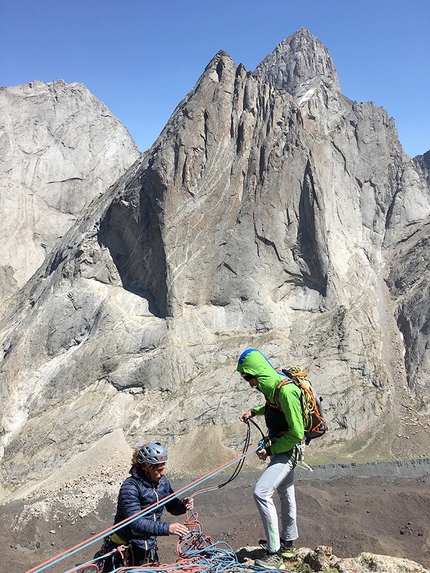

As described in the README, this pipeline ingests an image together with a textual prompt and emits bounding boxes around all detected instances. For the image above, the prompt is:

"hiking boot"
[254,551,284,569]
[259,539,295,558]
[280,540,294,558]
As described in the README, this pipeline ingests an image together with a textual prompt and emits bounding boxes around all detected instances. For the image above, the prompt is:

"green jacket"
[237,348,304,454]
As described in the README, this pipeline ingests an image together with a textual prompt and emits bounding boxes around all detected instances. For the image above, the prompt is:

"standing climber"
[238,348,304,569]
[97,442,193,572]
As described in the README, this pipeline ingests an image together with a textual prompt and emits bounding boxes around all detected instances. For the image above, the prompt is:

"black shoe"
[254,551,284,569]
[259,539,294,558]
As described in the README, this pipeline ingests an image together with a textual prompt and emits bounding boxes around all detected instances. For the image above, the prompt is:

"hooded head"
[237,348,284,397]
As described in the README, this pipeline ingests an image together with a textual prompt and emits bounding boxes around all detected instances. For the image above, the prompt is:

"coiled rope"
[189,413,266,499]
[64,508,291,573]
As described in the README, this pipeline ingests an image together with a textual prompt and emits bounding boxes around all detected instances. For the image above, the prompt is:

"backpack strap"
[273,377,293,409]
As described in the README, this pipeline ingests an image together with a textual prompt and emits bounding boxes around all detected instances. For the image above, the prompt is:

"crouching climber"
[95,442,193,572]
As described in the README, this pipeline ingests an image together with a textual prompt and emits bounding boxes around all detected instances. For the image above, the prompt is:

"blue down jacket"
[113,469,187,551]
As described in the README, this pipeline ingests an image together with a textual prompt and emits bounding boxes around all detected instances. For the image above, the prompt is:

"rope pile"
[67,509,291,573]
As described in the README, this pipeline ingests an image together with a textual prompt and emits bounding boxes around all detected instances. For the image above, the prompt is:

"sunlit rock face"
[254,26,341,102]
[1,29,429,492]
[0,79,140,302]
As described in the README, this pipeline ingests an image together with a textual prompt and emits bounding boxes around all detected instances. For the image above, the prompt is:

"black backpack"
[273,366,328,443]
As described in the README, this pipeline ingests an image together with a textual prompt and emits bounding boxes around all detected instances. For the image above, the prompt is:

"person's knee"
[254,487,271,503]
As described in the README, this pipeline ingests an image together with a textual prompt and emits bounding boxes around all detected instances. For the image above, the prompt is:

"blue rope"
[106,544,291,573]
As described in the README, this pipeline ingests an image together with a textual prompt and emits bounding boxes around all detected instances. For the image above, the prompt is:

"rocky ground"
[1,468,429,573]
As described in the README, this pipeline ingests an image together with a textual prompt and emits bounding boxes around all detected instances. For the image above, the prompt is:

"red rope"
[176,511,213,557]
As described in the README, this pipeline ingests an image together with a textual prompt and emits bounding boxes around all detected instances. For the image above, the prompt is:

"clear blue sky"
[1,0,429,158]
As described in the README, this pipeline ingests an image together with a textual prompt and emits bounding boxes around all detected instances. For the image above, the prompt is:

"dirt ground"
[2,472,430,573]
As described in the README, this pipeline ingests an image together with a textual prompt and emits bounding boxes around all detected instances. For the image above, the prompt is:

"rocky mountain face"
[1,29,430,500]
[0,79,140,303]
[254,26,341,102]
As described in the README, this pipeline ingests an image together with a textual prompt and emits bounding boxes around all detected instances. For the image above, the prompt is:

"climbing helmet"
[138,442,168,465]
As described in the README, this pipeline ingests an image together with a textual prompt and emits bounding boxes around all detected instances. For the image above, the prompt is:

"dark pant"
[96,537,158,572]
[130,544,158,565]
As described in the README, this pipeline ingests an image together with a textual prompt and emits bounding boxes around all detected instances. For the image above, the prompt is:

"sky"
[1,0,429,158]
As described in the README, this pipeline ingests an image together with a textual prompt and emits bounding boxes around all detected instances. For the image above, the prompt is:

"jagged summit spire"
[253,27,340,102]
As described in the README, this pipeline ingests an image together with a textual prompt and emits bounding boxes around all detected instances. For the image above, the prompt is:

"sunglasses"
[241,373,255,382]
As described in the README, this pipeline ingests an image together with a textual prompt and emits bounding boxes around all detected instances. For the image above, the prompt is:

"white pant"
[253,451,298,553]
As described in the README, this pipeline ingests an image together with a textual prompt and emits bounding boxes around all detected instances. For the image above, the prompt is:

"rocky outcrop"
[254,27,341,103]
[0,30,429,494]
[0,79,140,303]
[239,545,429,573]
[238,545,429,573]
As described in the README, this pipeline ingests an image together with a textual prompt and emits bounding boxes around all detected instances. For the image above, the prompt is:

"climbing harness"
[246,410,313,472]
